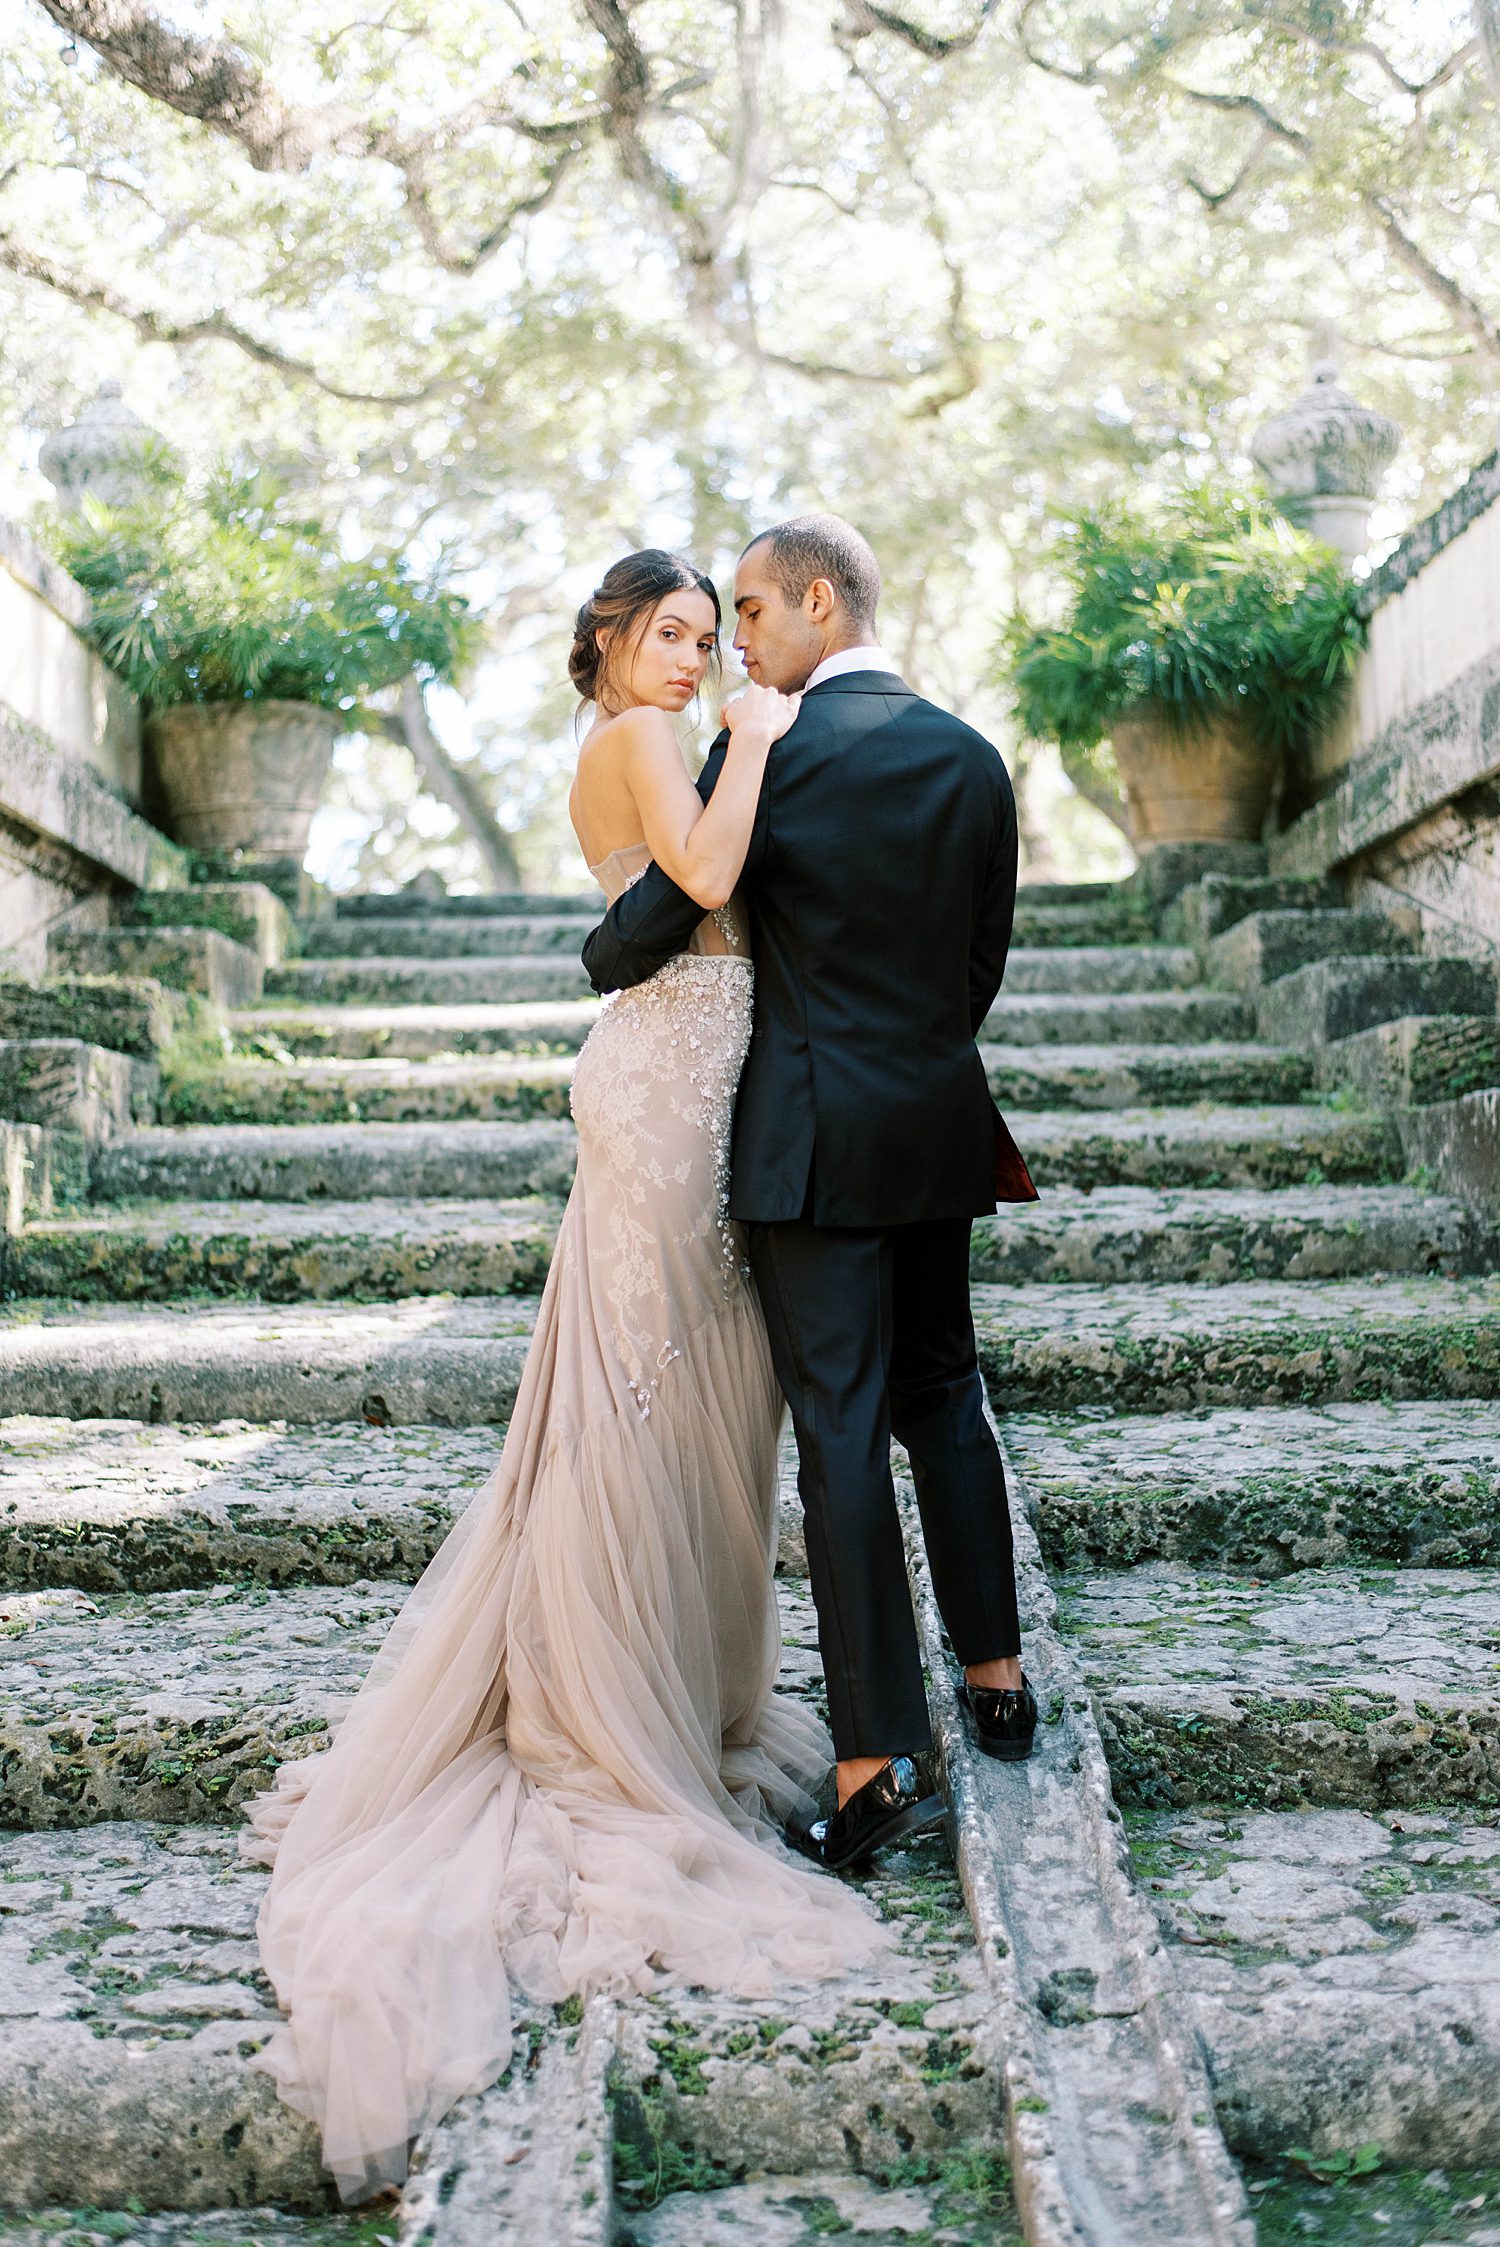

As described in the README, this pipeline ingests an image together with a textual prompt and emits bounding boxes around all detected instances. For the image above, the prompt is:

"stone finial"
[1250,359,1401,562]
[39,379,175,516]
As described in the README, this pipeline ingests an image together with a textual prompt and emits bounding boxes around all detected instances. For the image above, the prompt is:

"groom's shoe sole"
[799,1791,946,1874]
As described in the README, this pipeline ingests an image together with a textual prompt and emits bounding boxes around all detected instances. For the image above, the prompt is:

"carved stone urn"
[39,379,174,515]
[1250,359,1401,562]
[143,701,343,860]
[1109,704,1278,849]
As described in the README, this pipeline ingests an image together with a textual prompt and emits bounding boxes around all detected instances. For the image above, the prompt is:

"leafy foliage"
[46,466,477,711]
[1002,489,1366,757]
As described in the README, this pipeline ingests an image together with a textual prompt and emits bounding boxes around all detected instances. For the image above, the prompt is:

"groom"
[582,514,1039,1871]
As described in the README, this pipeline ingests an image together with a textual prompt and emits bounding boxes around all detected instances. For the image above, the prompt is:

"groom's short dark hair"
[742,514,881,630]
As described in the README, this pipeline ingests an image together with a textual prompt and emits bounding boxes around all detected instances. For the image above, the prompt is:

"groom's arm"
[582,734,744,994]
[968,774,1019,1036]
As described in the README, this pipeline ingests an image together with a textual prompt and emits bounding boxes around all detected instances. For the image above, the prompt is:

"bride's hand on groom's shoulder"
[722,681,802,744]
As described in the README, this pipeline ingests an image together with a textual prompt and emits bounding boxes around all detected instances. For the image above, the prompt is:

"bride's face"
[613,587,719,714]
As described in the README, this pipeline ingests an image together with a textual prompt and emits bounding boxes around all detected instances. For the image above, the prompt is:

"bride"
[243,549,886,2203]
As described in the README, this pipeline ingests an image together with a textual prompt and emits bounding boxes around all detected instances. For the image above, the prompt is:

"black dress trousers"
[748,1213,1021,1761]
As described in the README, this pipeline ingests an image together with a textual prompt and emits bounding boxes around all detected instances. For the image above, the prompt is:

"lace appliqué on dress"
[571,874,753,1418]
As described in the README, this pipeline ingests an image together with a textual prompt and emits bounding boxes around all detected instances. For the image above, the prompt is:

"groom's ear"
[805,576,838,625]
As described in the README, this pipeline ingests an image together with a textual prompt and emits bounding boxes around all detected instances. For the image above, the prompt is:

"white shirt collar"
[804,644,902,693]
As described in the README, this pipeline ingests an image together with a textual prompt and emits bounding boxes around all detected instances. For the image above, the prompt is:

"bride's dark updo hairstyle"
[569,548,721,711]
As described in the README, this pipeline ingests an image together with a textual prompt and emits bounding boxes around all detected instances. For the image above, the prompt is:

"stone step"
[1016,878,1127,906]
[10,1270,1495,1430]
[1011,1104,1399,1190]
[1207,908,1416,991]
[1161,873,1340,946]
[231,999,601,1060]
[982,990,1253,1044]
[1009,900,1151,949]
[85,1102,1396,1210]
[1064,1562,1500,1810]
[1257,955,1499,1046]
[1002,1398,1500,1574]
[263,944,1203,1013]
[297,913,597,959]
[0,1418,498,1592]
[7,1195,561,1302]
[17,1178,1473,1307]
[90,1119,579,1204]
[264,954,595,1007]
[330,889,601,917]
[128,881,293,968]
[161,1039,1314,1128]
[622,2172,1023,2243]
[1137,1803,1500,2169]
[974,1183,1497,1287]
[0,1297,540,1425]
[0,973,182,1060]
[973,1275,1500,1413]
[164,1055,579,1126]
[50,927,264,1009]
[0,1806,988,2223]
[981,1040,1312,1109]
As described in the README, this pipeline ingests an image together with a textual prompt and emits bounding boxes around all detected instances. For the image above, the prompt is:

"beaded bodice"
[569,845,755,1415]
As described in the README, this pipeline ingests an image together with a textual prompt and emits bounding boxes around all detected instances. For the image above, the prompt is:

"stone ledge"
[1270,640,1500,882]
[0,1039,148,1141]
[0,709,180,890]
[1320,1014,1500,1108]
[1358,444,1500,615]
[0,974,182,1060]
[0,514,90,630]
[1400,1087,1500,1214]
[51,926,263,1008]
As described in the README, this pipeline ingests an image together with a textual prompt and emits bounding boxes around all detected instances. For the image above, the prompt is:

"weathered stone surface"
[1402,1088,1500,1215]
[1162,874,1340,947]
[622,2170,1022,2245]
[1134,1804,1500,2166]
[973,1183,1495,1287]
[130,884,294,969]
[52,928,264,1010]
[0,1039,146,1140]
[1065,1563,1500,1808]
[1207,908,1415,992]
[1321,1011,1500,1107]
[0,1822,329,2209]
[1256,955,1498,1047]
[162,1056,577,1128]
[296,914,595,960]
[264,956,593,1007]
[91,1120,578,1204]
[974,1275,1500,1412]
[980,1041,1312,1111]
[0,1417,497,1591]
[983,990,1254,1045]
[1005,1398,1500,1573]
[9,1195,561,1302]
[0,2216,379,2243]
[1010,896,1151,948]
[0,975,183,1060]
[0,1296,540,1425]
[1134,841,1269,907]
[1005,1104,1400,1192]
[996,945,1201,995]
[232,1000,600,1061]
[0,1580,407,1825]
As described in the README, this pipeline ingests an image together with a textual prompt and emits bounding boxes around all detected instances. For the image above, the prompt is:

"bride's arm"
[617,685,798,911]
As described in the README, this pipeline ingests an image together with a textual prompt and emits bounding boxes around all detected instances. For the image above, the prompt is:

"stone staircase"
[3,869,1500,2247]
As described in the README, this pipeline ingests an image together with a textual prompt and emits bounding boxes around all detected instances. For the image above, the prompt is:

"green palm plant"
[1000,488,1366,758]
[47,464,478,711]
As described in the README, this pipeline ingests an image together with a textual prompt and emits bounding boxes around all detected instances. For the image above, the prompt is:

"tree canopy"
[1,0,1494,883]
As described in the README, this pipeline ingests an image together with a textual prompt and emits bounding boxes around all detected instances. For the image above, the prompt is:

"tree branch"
[1361,188,1500,362]
[400,144,578,275]
[394,680,523,891]
[842,0,998,60]
[0,227,444,403]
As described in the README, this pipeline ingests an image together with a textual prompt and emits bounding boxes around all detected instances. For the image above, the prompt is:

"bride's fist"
[723,681,802,743]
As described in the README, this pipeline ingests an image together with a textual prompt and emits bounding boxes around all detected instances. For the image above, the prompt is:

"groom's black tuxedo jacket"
[580,671,1038,1228]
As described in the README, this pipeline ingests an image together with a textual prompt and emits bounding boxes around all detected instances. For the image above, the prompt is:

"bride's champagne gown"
[244,847,884,2200]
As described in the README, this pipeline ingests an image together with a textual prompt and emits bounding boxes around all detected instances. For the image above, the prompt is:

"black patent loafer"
[792,1752,944,1874]
[958,1673,1038,1762]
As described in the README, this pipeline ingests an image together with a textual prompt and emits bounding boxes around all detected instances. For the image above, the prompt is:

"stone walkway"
[3,871,1499,2243]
